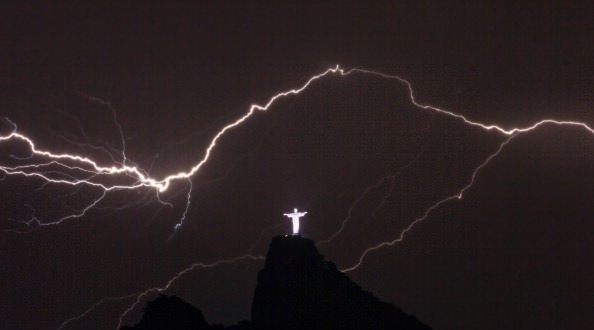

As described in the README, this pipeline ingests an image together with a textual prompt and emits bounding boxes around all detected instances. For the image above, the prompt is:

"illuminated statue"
[283,208,307,235]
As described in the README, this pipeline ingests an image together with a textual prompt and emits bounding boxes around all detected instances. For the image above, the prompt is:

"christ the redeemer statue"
[284,208,307,235]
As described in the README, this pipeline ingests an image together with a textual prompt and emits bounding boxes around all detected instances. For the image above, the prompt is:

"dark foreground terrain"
[121,235,432,330]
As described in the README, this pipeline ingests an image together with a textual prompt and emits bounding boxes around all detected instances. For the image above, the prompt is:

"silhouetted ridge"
[119,294,210,330]
[120,235,432,330]
[251,235,432,330]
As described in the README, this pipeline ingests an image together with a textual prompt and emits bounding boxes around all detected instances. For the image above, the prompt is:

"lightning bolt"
[340,134,517,272]
[3,65,594,329]
[316,175,397,246]
[3,65,593,232]
[317,156,418,246]
[0,66,346,232]
[324,71,594,272]
[56,294,139,330]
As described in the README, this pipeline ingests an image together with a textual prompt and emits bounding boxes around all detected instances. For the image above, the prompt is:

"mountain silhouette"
[119,295,210,330]
[121,235,432,330]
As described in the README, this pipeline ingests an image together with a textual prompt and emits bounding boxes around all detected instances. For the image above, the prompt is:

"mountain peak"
[262,235,329,268]
[252,235,432,330]
[120,295,210,330]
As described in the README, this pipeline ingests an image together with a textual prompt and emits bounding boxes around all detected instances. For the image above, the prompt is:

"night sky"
[1,2,593,329]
